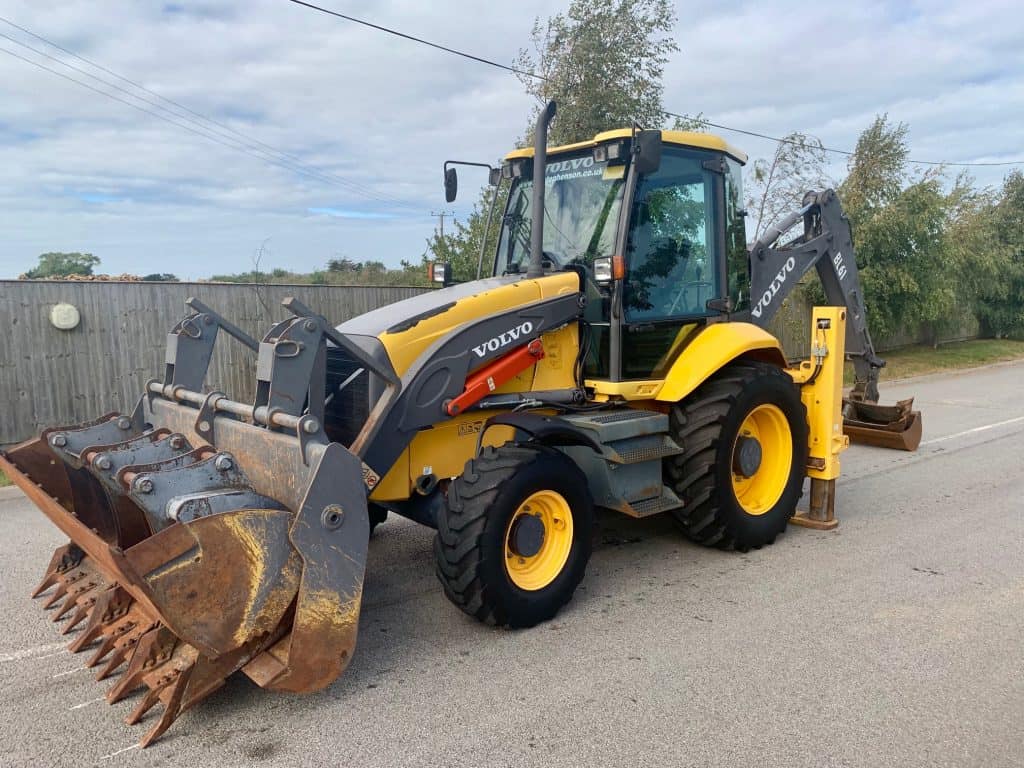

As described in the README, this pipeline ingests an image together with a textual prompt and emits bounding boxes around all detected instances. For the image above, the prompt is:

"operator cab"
[496,130,749,382]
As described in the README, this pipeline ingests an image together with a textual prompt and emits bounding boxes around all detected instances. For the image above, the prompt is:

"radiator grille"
[324,347,371,447]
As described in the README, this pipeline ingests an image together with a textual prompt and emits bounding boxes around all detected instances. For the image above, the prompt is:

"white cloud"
[0,0,1021,279]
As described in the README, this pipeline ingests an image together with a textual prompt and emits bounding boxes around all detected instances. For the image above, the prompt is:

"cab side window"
[624,149,718,322]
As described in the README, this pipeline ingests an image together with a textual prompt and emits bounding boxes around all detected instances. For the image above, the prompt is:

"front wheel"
[434,444,594,628]
[666,361,808,551]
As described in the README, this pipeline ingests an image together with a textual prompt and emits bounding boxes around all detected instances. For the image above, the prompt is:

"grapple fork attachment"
[0,296,372,747]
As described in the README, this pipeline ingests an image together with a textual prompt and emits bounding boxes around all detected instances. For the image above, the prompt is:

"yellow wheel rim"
[731,404,793,516]
[504,490,574,591]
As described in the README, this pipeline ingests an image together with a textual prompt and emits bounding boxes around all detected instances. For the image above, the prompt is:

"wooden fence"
[766,287,981,361]
[0,280,981,445]
[0,280,429,445]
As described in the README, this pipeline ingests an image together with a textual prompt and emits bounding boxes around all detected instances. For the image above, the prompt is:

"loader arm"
[745,188,883,402]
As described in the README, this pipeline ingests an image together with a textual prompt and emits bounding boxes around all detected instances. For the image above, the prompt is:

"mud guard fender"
[655,322,787,404]
[482,412,602,453]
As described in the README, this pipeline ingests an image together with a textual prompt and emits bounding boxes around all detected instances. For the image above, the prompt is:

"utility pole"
[430,210,454,240]
[430,210,454,261]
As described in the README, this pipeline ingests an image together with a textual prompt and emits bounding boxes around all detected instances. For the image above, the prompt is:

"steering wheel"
[541,250,565,268]
[667,280,713,315]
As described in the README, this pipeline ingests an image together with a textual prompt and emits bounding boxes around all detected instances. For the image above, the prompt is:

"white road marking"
[99,744,140,761]
[69,696,105,710]
[0,641,67,663]
[52,666,89,678]
[920,415,1024,446]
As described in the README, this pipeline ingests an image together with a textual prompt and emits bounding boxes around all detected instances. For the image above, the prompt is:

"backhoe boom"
[746,188,883,402]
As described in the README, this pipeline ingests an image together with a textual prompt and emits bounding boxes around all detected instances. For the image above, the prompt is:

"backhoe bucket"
[842,397,922,451]
[0,297,372,747]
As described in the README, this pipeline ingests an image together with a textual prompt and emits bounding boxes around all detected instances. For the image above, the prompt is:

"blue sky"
[1,0,1022,279]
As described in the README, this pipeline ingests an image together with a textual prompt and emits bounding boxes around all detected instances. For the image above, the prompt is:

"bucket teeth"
[60,602,92,635]
[111,629,204,749]
[32,543,85,598]
[28,535,299,749]
[53,577,101,623]
[42,578,72,610]
[89,614,153,669]
[135,663,195,748]
[96,638,134,681]
[107,626,177,703]
[31,572,60,600]
[66,586,132,653]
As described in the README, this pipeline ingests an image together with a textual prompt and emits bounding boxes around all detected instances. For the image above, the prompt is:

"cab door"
[611,147,728,381]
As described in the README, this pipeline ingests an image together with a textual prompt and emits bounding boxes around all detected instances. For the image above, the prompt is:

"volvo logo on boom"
[751,256,796,319]
[472,321,534,358]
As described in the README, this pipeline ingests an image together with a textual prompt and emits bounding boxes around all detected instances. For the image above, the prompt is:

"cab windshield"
[495,152,625,274]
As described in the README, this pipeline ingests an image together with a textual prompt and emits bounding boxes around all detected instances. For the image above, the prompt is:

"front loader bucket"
[842,397,923,451]
[0,297,373,747]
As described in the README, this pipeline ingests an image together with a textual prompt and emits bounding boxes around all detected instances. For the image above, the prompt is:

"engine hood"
[335,275,520,339]
[335,272,579,379]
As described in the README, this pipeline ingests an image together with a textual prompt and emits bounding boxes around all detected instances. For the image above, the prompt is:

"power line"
[430,210,454,240]
[0,25,420,210]
[664,111,854,157]
[285,0,540,81]
[0,17,330,170]
[664,111,1020,168]
[0,43,406,207]
[287,0,1023,169]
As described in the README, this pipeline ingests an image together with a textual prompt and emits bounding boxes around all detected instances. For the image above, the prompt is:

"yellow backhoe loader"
[0,101,920,747]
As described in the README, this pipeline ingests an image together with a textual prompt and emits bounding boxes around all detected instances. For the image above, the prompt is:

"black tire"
[434,444,594,628]
[368,503,388,537]
[665,361,808,551]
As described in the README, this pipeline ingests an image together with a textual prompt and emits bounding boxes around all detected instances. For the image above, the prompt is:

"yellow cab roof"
[504,127,747,165]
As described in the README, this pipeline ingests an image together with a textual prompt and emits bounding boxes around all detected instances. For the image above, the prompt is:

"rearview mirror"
[633,130,662,175]
[487,167,502,186]
[444,167,458,202]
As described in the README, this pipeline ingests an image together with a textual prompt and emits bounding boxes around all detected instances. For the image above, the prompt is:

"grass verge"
[0,468,10,488]
[844,338,1024,385]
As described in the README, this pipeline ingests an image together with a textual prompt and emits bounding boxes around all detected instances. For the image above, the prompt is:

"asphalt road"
[1,361,1022,768]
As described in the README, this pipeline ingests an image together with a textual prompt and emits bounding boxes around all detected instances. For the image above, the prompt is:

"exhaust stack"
[527,100,557,279]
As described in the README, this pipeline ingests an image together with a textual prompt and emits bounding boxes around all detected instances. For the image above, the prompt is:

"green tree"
[837,116,957,343]
[142,273,178,282]
[423,183,507,281]
[973,171,1024,336]
[327,256,361,274]
[746,132,831,240]
[23,252,100,279]
[515,0,679,146]
[430,0,688,281]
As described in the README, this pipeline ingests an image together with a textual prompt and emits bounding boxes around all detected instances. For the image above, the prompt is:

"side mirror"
[487,167,502,186]
[444,167,458,203]
[633,130,662,175]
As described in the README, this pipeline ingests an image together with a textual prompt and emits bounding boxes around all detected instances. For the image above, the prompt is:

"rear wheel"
[665,361,808,551]
[434,444,594,628]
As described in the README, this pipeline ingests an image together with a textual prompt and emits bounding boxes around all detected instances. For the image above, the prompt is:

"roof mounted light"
[502,158,529,180]
[593,140,627,165]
